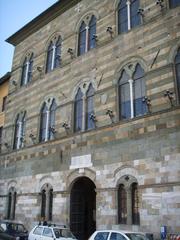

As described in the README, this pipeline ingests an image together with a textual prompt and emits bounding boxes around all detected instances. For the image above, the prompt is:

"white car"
[89,230,149,240]
[28,224,77,240]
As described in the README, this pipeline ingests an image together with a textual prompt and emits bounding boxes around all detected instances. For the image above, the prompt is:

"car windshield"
[53,228,76,239]
[125,233,148,240]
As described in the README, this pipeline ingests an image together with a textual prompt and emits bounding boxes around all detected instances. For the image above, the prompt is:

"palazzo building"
[0,0,180,239]
[0,72,10,153]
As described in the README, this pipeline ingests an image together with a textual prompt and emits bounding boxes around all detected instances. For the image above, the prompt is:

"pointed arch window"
[174,48,180,103]
[74,88,83,132]
[118,0,140,34]
[21,53,33,86]
[118,184,127,224]
[132,183,140,225]
[78,22,86,56]
[41,184,53,221]
[118,64,147,120]
[41,189,46,220]
[46,36,62,73]
[88,15,97,50]
[39,99,57,142]
[7,187,17,220]
[118,180,140,225]
[78,15,97,56]
[86,84,95,130]
[169,0,180,8]
[13,112,26,150]
[74,84,95,132]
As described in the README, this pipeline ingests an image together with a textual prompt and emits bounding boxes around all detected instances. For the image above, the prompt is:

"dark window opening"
[41,189,46,220]
[175,48,180,103]
[7,189,16,220]
[74,88,83,132]
[86,84,95,130]
[118,184,127,224]
[2,96,7,112]
[169,0,180,8]
[132,183,140,225]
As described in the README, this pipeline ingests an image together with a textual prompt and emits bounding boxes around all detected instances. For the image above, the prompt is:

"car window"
[33,226,43,235]
[125,233,147,240]
[0,226,5,232]
[94,232,109,240]
[110,232,127,240]
[43,228,53,237]
[61,229,75,238]
[0,223,7,231]
[53,228,76,239]
[17,224,25,232]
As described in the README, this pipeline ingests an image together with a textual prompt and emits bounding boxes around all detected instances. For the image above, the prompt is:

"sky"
[0,0,57,78]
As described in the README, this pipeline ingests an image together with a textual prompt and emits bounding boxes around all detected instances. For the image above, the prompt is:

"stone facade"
[0,0,180,239]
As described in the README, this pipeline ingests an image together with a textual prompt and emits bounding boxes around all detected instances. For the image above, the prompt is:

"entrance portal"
[70,177,96,240]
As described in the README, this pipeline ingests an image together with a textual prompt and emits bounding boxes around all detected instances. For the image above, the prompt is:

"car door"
[42,227,54,240]
[30,226,44,240]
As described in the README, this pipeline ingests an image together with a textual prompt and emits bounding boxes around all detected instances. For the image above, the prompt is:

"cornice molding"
[6,0,81,46]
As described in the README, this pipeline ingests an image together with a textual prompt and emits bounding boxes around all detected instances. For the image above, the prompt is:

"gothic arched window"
[74,88,83,132]
[118,179,140,225]
[13,112,26,150]
[174,48,180,103]
[21,53,33,86]
[41,184,53,221]
[78,21,86,56]
[133,64,146,117]
[39,99,57,142]
[118,0,140,34]
[118,64,146,120]
[88,15,97,51]
[39,103,48,142]
[118,184,127,224]
[78,15,97,56]
[49,99,57,140]
[74,84,95,132]
[7,187,17,220]
[132,182,140,224]
[46,37,62,73]
[86,84,95,130]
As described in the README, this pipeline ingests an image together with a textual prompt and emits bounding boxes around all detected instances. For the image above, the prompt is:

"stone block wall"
[0,0,180,238]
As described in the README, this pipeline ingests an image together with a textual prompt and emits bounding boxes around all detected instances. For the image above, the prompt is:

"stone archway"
[70,176,96,240]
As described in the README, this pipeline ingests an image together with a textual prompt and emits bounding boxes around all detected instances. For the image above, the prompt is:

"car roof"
[35,224,68,229]
[0,220,24,225]
[94,230,146,235]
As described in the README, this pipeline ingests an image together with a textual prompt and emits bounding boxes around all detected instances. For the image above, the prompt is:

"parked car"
[89,230,149,240]
[0,220,28,240]
[0,225,19,240]
[28,223,77,240]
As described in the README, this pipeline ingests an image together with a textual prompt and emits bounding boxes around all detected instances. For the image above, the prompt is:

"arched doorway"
[70,177,96,240]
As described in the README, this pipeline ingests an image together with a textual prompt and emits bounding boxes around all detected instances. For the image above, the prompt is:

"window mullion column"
[17,121,22,149]
[127,0,131,31]
[126,187,132,225]
[82,95,86,131]
[128,79,134,118]
[45,190,50,220]
[45,110,50,141]
[51,45,56,70]
[85,26,89,52]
